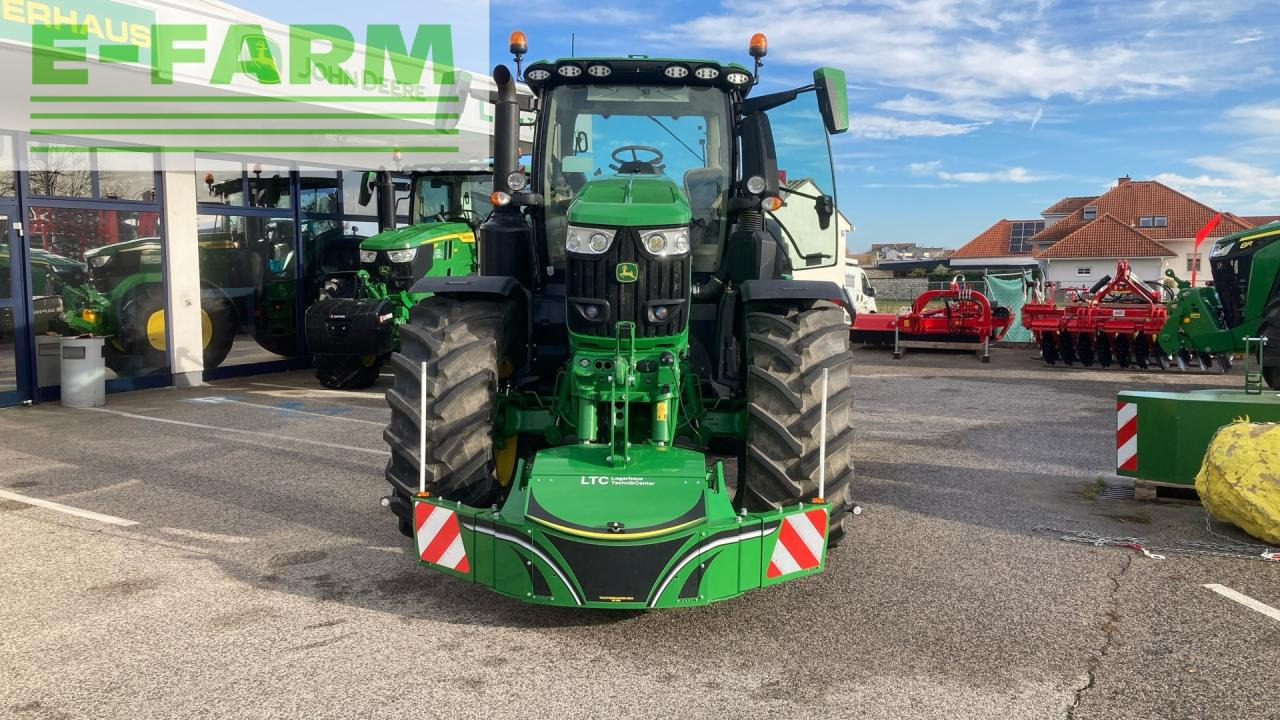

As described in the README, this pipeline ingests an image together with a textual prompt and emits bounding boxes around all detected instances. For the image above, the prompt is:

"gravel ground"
[0,347,1276,720]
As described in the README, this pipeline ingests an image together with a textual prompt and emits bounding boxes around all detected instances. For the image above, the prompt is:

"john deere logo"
[379,265,391,276]
[616,262,638,283]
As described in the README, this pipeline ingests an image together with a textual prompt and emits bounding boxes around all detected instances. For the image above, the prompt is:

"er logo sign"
[616,262,638,283]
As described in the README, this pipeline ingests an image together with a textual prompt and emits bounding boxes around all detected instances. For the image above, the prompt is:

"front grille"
[363,249,434,294]
[566,227,689,338]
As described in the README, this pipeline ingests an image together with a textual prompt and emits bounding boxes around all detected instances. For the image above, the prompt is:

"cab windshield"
[412,173,493,225]
[539,84,732,272]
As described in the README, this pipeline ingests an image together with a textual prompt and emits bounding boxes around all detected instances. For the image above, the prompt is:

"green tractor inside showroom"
[304,170,491,389]
[380,32,857,608]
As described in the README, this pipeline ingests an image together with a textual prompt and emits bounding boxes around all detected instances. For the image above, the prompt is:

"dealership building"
[0,0,497,407]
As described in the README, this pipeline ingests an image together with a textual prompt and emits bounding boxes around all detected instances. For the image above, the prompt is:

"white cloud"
[1233,28,1265,45]
[877,94,1040,122]
[1154,156,1280,212]
[937,166,1057,183]
[908,160,943,175]
[1225,102,1280,137]
[850,114,983,140]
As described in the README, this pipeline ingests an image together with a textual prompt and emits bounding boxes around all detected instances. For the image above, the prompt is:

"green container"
[1116,388,1280,485]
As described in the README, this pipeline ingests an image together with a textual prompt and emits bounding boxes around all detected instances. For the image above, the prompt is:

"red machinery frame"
[851,276,1015,362]
[1021,259,1168,368]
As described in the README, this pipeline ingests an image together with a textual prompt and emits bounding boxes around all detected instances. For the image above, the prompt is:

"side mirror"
[866,286,876,297]
[357,171,375,207]
[815,193,834,230]
[813,67,849,135]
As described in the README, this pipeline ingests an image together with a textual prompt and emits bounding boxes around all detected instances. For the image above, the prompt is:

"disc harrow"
[1022,260,1225,372]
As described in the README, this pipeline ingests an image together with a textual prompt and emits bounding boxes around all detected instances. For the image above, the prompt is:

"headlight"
[359,249,378,263]
[566,225,616,255]
[639,227,690,257]
[386,248,417,263]
[88,255,111,268]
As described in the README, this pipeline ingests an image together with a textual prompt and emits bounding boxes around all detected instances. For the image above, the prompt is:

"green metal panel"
[410,448,831,609]
[1117,388,1280,485]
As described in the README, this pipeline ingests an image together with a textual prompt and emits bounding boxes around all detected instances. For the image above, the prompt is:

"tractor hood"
[361,222,474,252]
[567,176,691,228]
[84,237,161,260]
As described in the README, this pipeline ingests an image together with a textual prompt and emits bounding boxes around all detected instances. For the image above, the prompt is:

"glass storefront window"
[300,168,340,216]
[98,151,157,202]
[248,163,292,209]
[341,170,375,216]
[197,159,244,205]
[0,136,15,198]
[26,206,165,380]
[1,213,13,396]
[196,212,299,369]
[301,217,366,302]
[27,143,92,198]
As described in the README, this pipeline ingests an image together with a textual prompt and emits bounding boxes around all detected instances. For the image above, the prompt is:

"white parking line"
[248,382,384,398]
[0,488,138,527]
[82,407,389,456]
[1204,584,1280,623]
[189,396,384,426]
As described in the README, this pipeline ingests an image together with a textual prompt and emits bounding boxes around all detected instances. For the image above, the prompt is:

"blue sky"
[489,0,1280,252]
[240,0,1280,253]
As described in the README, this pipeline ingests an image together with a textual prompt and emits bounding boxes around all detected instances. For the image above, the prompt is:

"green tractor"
[57,175,358,375]
[304,170,490,389]
[378,33,856,608]
[1159,220,1280,385]
[1,244,87,340]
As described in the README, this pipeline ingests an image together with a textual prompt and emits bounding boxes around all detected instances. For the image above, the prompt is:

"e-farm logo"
[31,23,455,88]
[13,2,481,165]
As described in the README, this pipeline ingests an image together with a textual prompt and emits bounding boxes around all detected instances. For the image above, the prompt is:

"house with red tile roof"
[950,177,1254,287]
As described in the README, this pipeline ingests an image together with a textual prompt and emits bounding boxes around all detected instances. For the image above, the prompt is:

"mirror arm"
[740,84,817,115]
[767,211,830,262]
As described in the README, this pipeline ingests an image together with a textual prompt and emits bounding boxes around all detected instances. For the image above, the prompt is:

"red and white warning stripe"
[1117,401,1138,472]
[767,508,828,578]
[414,502,469,573]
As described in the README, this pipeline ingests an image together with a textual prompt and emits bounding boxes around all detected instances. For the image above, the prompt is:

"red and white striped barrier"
[414,502,469,573]
[1117,401,1138,472]
[767,508,828,578]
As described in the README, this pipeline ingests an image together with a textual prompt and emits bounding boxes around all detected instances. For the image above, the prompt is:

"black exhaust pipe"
[375,169,396,233]
[492,64,519,196]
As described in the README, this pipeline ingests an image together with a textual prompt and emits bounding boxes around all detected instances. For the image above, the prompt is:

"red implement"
[851,276,1014,355]
[1021,259,1168,369]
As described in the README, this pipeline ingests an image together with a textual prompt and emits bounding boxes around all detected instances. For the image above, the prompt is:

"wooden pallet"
[1133,479,1200,503]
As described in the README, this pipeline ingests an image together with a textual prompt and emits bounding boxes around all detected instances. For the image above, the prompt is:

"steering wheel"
[610,145,665,175]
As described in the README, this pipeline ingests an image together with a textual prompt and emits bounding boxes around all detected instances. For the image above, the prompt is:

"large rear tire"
[104,284,236,375]
[315,353,384,390]
[383,297,507,507]
[742,301,856,546]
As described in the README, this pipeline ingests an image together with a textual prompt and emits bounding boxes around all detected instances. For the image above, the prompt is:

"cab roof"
[520,57,755,97]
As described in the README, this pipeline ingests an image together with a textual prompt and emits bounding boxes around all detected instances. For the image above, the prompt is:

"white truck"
[845,259,878,315]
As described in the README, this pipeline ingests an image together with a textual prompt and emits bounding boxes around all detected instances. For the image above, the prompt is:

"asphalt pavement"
[1,348,1276,719]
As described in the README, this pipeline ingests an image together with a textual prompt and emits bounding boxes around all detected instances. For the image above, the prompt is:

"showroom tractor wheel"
[105,285,236,376]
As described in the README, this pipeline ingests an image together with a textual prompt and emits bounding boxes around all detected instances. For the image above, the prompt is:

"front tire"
[742,301,856,546]
[383,297,507,506]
